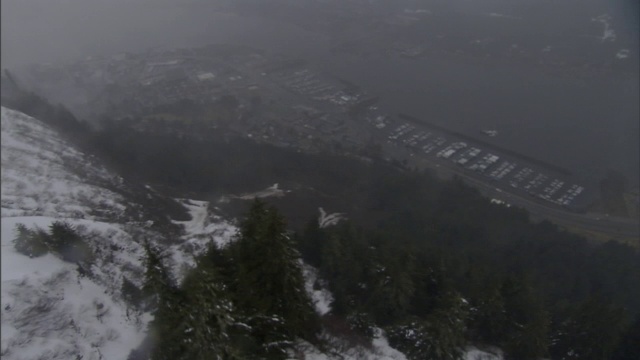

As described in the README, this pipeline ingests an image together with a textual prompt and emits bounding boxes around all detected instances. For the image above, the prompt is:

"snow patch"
[299,264,409,359]
[490,199,511,208]
[471,38,493,45]
[484,13,520,20]
[1,107,127,221]
[231,183,289,200]
[172,199,236,246]
[464,347,504,360]
[592,14,616,42]
[318,207,346,228]
[403,8,431,15]
[370,328,409,360]
[302,264,333,316]
[296,327,407,360]
[616,49,629,59]
[169,198,237,282]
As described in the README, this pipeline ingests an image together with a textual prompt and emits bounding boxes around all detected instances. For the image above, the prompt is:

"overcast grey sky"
[1,0,220,69]
[3,0,637,70]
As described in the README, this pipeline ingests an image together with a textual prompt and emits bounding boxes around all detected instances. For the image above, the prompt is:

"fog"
[2,3,640,359]
[2,0,228,69]
[3,0,637,69]
[2,0,639,186]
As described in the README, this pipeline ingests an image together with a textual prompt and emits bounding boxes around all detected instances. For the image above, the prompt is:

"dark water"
[2,1,638,187]
[323,55,640,187]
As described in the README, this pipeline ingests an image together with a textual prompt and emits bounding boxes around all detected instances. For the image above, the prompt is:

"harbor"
[361,107,593,212]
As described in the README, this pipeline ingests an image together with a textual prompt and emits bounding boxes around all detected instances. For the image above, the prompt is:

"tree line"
[128,200,319,360]
[128,199,640,359]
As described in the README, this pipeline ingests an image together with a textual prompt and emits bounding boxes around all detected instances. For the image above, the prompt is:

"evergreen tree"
[387,291,468,360]
[144,242,239,360]
[298,218,325,268]
[48,221,92,263]
[155,261,239,360]
[121,276,144,310]
[345,311,376,339]
[387,318,432,359]
[232,199,319,358]
[140,241,184,360]
[613,315,640,360]
[318,230,355,314]
[551,297,628,360]
[428,291,470,360]
[501,275,550,360]
[468,282,508,345]
[204,240,236,289]
[12,223,49,258]
[148,285,185,360]
[367,246,415,324]
[318,222,371,315]
[410,261,451,319]
[141,241,173,310]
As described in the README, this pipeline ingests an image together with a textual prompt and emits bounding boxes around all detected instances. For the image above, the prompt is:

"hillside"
[0,106,235,359]
[0,107,404,359]
[2,106,144,358]
[0,106,510,359]
[5,96,640,358]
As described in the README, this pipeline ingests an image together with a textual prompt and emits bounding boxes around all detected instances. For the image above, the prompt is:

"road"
[462,170,639,239]
[385,142,640,242]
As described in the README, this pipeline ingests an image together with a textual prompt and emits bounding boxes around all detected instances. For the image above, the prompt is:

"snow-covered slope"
[1,107,126,220]
[1,216,150,360]
[1,106,151,359]
[0,106,235,359]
